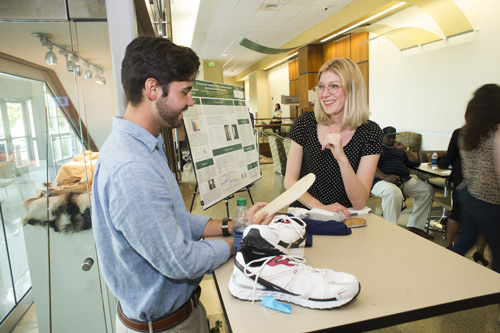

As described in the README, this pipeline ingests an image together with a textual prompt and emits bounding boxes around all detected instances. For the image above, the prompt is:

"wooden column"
[298,45,323,115]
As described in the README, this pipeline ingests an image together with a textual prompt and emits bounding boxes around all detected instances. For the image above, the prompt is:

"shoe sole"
[228,275,360,310]
[241,228,305,256]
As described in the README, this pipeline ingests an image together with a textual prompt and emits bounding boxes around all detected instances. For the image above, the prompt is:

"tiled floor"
[12,304,37,333]
[12,161,500,332]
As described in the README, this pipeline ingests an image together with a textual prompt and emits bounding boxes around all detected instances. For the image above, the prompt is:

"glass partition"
[0,13,114,332]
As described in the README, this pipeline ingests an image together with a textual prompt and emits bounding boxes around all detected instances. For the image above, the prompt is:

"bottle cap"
[236,198,247,206]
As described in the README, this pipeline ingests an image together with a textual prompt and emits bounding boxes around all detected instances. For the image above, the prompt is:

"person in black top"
[371,126,435,239]
[438,128,488,265]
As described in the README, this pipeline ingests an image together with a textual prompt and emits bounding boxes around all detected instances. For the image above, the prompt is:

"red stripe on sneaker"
[267,256,295,267]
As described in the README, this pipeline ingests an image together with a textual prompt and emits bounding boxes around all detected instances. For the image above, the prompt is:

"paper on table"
[441,170,452,175]
[256,173,315,218]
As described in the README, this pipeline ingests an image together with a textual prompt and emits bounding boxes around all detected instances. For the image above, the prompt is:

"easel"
[189,182,255,218]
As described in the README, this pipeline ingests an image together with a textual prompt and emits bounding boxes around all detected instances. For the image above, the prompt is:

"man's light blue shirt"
[92,117,230,322]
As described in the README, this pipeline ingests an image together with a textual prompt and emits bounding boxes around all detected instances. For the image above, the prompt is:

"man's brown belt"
[117,286,201,332]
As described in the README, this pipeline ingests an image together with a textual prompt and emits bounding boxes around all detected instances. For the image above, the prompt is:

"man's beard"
[156,99,187,129]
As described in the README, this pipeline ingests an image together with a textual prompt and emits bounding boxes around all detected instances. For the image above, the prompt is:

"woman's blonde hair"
[314,57,369,129]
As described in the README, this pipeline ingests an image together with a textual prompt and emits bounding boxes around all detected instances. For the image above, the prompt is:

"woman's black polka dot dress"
[288,112,382,209]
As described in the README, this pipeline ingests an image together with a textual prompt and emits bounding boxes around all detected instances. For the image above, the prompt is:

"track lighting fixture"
[94,68,106,85]
[84,63,93,79]
[94,70,102,84]
[45,45,57,65]
[59,50,75,72]
[74,58,81,76]
[32,32,105,84]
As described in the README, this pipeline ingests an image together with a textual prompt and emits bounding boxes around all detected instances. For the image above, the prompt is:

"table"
[54,159,97,184]
[411,163,452,229]
[212,214,500,332]
[411,163,451,195]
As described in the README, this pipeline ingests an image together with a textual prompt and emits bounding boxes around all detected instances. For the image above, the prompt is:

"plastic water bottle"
[431,151,438,171]
[232,198,253,253]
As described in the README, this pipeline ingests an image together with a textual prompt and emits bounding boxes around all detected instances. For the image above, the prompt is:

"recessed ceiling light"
[258,3,284,11]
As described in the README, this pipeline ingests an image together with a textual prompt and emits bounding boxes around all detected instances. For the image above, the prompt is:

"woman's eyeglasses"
[315,84,343,95]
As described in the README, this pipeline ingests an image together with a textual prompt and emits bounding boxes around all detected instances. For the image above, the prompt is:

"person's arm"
[438,129,460,168]
[202,202,270,255]
[394,141,419,163]
[321,129,380,210]
[202,219,235,255]
[338,154,379,209]
[109,163,230,279]
[284,140,350,216]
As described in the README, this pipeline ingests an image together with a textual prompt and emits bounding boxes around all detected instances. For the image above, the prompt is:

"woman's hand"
[249,202,272,225]
[320,202,350,218]
[321,129,346,161]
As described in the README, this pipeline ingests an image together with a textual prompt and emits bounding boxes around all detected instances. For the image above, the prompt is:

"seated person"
[371,126,435,239]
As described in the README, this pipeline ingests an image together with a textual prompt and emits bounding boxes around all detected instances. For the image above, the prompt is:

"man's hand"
[384,174,400,184]
[249,202,272,225]
[394,141,406,151]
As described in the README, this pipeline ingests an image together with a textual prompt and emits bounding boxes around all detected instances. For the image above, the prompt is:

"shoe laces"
[242,255,325,303]
[270,215,305,240]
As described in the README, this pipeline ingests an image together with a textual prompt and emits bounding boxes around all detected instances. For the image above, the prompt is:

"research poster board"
[183,80,261,209]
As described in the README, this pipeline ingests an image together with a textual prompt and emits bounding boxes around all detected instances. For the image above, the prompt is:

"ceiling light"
[45,45,57,65]
[320,2,407,43]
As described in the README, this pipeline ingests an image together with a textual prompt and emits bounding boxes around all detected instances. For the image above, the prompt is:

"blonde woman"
[284,58,382,217]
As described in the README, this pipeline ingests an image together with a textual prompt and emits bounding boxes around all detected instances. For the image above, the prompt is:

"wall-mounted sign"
[281,95,299,104]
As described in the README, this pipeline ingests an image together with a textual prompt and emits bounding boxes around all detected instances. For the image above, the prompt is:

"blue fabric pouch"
[296,216,351,248]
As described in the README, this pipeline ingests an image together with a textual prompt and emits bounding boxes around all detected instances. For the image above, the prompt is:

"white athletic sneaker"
[241,215,306,257]
[228,248,360,309]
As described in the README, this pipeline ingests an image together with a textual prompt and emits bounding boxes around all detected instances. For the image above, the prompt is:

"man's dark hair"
[121,36,200,106]
[462,83,500,151]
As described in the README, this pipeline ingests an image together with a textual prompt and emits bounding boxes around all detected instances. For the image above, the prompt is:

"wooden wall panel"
[289,79,298,96]
[298,45,323,75]
[288,58,299,96]
[334,35,351,59]
[288,58,299,80]
[323,42,336,62]
[350,32,369,63]
[299,73,318,112]
[297,45,323,115]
